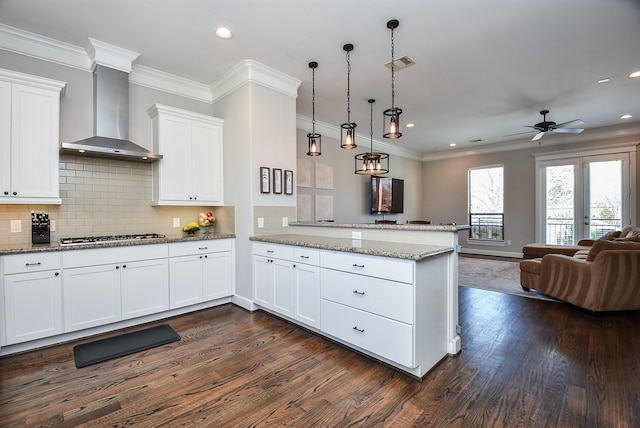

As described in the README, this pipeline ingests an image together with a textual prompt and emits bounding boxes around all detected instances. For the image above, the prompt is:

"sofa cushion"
[520,258,542,275]
[587,238,640,262]
[619,226,640,238]
[573,249,590,260]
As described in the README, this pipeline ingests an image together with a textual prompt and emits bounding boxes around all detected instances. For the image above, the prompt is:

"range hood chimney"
[60,40,162,162]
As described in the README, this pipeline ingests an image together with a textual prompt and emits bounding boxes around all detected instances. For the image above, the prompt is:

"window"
[468,165,504,241]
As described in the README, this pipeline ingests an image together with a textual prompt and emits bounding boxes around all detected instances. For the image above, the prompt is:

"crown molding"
[130,65,212,103]
[210,59,301,103]
[86,38,139,73]
[0,67,66,94]
[296,114,422,160]
[0,23,91,71]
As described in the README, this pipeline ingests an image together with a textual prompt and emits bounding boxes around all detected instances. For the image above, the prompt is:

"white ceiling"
[1,0,639,157]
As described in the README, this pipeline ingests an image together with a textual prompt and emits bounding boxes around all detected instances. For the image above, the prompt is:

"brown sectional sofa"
[520,226,640,312]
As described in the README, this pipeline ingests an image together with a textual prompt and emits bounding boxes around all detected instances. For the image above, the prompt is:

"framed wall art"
[273,168,283,194]
[284,170,293,195]
[260,167,270,193]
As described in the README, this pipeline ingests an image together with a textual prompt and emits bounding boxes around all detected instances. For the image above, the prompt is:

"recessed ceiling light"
[215,27,233,39]
[629,70,640,79]
[406,123,415,128]
[449,143,457,147]
[621,114,632,119]
[597,78,610,83]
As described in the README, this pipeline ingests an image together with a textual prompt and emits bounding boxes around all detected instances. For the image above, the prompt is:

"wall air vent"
[384,55,415,71]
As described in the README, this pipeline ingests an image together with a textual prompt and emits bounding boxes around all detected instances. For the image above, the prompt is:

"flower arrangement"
[198,211,215,227]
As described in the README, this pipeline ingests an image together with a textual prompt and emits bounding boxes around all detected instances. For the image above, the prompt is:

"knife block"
[32,225,51,244]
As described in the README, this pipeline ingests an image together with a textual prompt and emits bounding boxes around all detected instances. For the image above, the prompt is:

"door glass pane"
[546,165,574,244]
[588,160,622,238]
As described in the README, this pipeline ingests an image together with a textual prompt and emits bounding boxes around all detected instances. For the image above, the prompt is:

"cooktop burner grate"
[59,233,167,246]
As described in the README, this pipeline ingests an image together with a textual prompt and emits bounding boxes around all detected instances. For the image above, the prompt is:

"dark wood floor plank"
[2,285,640,427]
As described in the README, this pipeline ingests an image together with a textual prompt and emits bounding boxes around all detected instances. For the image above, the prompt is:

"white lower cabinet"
[2,252,63,345]
[252,243,320,328]
[62,245,169,332]
[169,239,233,309]
[252,242,450,377]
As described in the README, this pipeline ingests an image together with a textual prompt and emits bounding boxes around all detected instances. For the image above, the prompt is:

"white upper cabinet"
[148,104,224,206]
[0,69,65,204]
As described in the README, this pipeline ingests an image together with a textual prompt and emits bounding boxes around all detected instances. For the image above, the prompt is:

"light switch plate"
[282,217,288,227]
[173,218,180,227]
[10,220,22,233]
[258,217,264,228]
[51,220,56,232]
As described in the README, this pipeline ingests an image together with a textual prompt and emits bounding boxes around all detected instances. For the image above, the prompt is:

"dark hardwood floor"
[1,287,639,427]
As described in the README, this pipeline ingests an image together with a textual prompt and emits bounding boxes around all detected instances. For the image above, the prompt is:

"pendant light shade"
[306,61,321,156]
[340,44,357,149]
[355,99,390,175]
[383,19,402,139]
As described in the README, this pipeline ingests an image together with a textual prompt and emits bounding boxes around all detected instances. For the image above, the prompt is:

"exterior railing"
[469,213,504,240]
[546,217,621,244]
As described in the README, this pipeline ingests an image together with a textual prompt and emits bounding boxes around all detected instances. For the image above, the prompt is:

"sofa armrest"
[588,250,640,311]
[577,239,596,246]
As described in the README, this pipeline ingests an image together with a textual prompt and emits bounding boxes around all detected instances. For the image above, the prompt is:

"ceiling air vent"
[384,55,415,71]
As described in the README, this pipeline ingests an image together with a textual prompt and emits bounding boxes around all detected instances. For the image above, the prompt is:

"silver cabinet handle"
[199,247,208,250]
[25,262,42,266]
[352,290,365,295]
[266,250,274,253]
[299,255,310,259]
[353,326,365,333]
[352,264,365,268]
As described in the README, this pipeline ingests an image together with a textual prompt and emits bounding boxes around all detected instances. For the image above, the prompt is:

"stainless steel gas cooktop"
[59,233,166,246]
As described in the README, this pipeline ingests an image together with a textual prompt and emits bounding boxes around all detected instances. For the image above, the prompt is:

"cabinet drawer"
[293,247,320,266]
[63,244,169,268]
[321,300,414,368]
[252,242,294,260]
[321,269,413,324]
[169,239,232,257]
[320,251,413,284]
[3,252,61,274]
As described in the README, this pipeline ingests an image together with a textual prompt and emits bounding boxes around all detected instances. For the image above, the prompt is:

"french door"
[536,150,634,245]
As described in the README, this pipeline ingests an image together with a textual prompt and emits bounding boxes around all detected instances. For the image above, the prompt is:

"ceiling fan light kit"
[383,19,403,139]
[306,61,322,156]
[340,43,357,150]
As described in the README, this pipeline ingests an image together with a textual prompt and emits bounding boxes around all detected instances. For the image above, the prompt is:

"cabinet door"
[157,114,192,202]
[169,255,203,309]
[202,251,232,301]
[121,258,169,320]
[10,84,60,199]
[293,263,320,328]
[63,264,121,332]
[0,80,10,197]
[253,256,272,308]
[4,270,63,344]
[272,259,294,317]
[191,120,223,203]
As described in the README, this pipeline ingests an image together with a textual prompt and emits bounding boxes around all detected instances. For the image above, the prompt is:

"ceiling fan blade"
[555,119,585,128]
[503,130,535,137]
[531,132,545,141]
[552,127,584,134]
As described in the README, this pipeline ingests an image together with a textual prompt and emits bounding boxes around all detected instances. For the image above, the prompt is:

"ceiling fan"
[507,109,585,142]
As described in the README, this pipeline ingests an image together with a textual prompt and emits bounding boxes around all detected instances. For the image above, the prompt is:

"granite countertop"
[290,221,470,232]
[0,232,236,256]
[250,234,453,261]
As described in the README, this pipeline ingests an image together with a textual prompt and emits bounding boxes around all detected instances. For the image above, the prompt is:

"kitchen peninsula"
[250,222,468,378]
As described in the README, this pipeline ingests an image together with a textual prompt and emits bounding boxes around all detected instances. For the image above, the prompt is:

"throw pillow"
[599,230,621,240]
[620,225,640,238]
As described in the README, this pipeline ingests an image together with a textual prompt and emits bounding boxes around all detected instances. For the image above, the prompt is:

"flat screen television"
[370,177,404,214]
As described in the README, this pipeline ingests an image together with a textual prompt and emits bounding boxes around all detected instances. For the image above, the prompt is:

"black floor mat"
[73,324,180,368]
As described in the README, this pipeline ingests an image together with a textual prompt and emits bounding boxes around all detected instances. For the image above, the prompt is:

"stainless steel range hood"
[61,65,162,162]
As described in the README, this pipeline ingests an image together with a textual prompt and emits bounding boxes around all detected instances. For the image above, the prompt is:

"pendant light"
[340,43,357,149]
[383,19,402,139]
[306,61,321,156]
[355,99,390,175]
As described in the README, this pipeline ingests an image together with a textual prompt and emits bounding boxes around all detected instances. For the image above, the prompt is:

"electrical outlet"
[173,218,180,227]
[282,217,288,227]
[507,239,512,245]
[352,231,362,240]
[10,220,22,233]
[258,217,264,228]
[51,220,56,232]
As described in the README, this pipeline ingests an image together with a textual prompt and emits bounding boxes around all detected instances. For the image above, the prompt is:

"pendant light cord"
[346,49,352,123]
[390,26,395,110]
[312,66,316,133]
